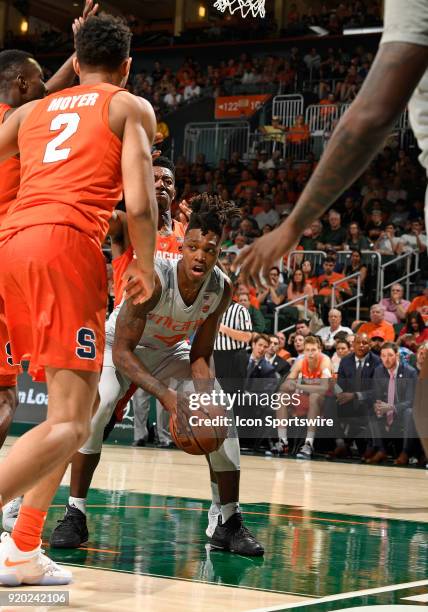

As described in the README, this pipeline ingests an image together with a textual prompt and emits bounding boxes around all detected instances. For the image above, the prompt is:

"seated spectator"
[331,337,351,375]
[365,208,385,241]
[368,342,417,464]
[398,311,428,349]
[284,335,332,460]
[343,250,368,294]
[238,291,266,333]
[257,266,287,313]
[287,268,315,312]
[235,280,260,309]
[373,223,401,256]
[342,197,364,227]
[163,85,182,109]
[276,331,291,361]
[302,259,317,287]
[233,170,258,198]
[287,114,310,146]
[408,283,428,321]
[295,319,311,338]
[255,199,280,230]
[397,219,427,253]
[183,79,201,101]
[259,115,286,145]
[345,222,371,251]
[316,308,353,352]
[358,304,395,342]
[244,334,278,393]
[264,335,291,378]
[380,283,410,326]
[288,332,306,363]
[299,220,323,250]
[386,175,408,204]
[225,233,248,256]
[316,257,352,304]
[258,150,275,171]
[317,210,347,251]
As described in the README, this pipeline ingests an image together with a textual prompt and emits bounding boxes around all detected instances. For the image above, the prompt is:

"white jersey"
[381,0,428,171]
[106,258,225,353]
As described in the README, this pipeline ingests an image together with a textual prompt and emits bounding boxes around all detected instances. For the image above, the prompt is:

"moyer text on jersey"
[47,93,99,112]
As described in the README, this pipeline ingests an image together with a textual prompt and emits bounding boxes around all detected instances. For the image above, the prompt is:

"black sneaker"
[210,512,264,556]
[50,504,89,549]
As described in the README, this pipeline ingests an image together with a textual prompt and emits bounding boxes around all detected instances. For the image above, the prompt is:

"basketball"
[169,394,228,455]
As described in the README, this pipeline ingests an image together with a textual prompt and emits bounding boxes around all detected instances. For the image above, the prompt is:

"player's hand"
[160,388,177,414]
[72,0,99,40]
[233,223,298,290]
[151,132,164,161]
[123,262,155,305]
[178,200,192,229]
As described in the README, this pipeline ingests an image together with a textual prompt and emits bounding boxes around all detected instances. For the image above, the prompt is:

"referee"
[213,301,253,395]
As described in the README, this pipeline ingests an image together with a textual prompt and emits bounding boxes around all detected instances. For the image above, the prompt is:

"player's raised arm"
[45,0,99,95]
[118,95,158,304]
[234,42,428,286]
[190,279,232,380]
[0,101,36,162]
[112,276,175,411]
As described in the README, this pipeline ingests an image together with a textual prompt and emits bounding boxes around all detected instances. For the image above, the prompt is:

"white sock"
[305,436,314,447]
[210,481,220,506]
[221,502,239,524]
[68,496,87,515]
[278,427,288,445]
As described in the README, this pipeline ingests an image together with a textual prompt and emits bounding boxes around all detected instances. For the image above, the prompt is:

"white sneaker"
[0,532,72,586]
[2,496,23,532]
[296,442,313,460]
[205,505,220,538]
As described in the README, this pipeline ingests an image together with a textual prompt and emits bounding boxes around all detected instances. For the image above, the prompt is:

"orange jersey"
[0,84,124,247]
[112,220,185,307]
[0,103,20,225]
[358,320,395,342]
[301,354,323,381]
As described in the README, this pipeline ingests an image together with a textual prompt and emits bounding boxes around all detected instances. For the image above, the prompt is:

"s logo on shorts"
[76,328,96,360]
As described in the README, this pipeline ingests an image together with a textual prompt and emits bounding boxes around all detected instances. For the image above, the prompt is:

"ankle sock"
[68,497,87,515]
[12,505,47,552]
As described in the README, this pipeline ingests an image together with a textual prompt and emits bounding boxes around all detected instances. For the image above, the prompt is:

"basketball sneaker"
[0,532,72,586]
[296,441,313,460]
[205,505,220,538]
[2,496,23,532]
[49,504,88,549]
[210,512,264,556]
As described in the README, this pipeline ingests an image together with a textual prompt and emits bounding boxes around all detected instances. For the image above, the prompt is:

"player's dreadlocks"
[186,193,241,238]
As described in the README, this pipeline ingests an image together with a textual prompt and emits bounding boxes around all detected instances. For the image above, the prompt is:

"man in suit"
[264,335,291,380]
[329,332,381,459]
[244,334,278,392]
[368,342,417,464]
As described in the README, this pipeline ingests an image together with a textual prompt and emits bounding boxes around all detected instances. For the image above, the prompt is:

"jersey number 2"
[43,113,80,164]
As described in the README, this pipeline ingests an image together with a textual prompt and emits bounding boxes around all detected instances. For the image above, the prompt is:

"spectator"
[287,268,315,313]
[276,331,291,360]
[259,115,286,145]
[398,311,428,348]
[287,114,310,147]
[258,150,275,171]
[345,222,371,251]
[258,266,287,313]
[163,85,182,109]
[183,79,201,101]
[295,319,311,338]
[342,197,364,227]
[255,199,280,229]
[380,284,410,326]
[343,250,368,294]
[358,304,395,342]
[225,233,248,256]
[331,337,351,375]
[397,219,427,254]
[238,291,266,333]
[233,170,258,198]
[407,283,428,320]
[264,335,291,378]
[373,223,401,256]
[299,220,323,250]
[365,208,385,241]
[244,334,278,392]
[317,308,353,351]
[317,210,347,251]
[316,257,352,305]
[369,342,417,465]
[301,259,316,287]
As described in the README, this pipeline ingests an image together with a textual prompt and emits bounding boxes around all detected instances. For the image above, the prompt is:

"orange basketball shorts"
[0,293,19,387]
[0,224,107,381]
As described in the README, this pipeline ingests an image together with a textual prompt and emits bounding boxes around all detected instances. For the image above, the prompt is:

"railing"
[335,250,382,301]
[380,251,420,300]
[274,295,309,334]
[272,94,304,127]
[330,272,362,321]
[183,121,250,165]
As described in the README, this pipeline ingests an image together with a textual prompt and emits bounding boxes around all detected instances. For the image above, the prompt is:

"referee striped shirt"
[214,302,253,351]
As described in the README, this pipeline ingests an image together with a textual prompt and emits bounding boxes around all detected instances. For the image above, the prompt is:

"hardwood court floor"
[1,439,428,611]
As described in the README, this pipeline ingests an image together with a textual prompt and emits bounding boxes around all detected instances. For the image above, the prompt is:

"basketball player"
[1,155,183,532]
[50,194,264,557]
[284,336,332,460]
[0,0,99,452]
[234,0,428,283]
[0,14,157,585]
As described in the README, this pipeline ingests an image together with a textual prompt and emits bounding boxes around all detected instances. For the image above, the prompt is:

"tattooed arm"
[235,42,428,287]
[112,275,176,412]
